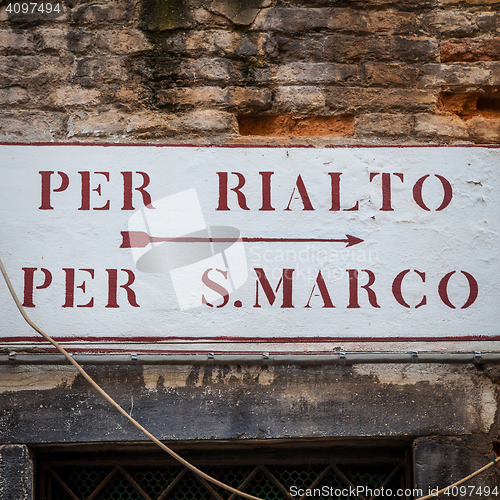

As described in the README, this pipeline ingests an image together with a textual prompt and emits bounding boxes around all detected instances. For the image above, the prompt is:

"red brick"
[441,38,500,63]
[238,115,354,137]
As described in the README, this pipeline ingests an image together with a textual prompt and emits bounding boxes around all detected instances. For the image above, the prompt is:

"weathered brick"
[253,8,367,33]
[0,30,32,54]
[327,88,437,113]
[0,56,70,86]
[356,113,414,137]
[415,113,468,141]
[273,86,326,113]
[37,29,96,54]
[170,110,238,135]
[96,30,153,55]
[71,3,128,25]
[466,116,500,143]
[157,86,271,111]
[420,11,474,36]
[363,63,419,86]
[365,11,418,34]
[50,86,101,107]
[473,13,500,34]
[276,34,438,63]
[72,57,128,86]
[441,38,500,63]
[0,86,29,105]
[419,64,490,88]
[0,110,65,141]
[68,109,174,137]
[157,86,228,108]
[192,8,233,28]
[238,115,354,137]
[256,63,359,85]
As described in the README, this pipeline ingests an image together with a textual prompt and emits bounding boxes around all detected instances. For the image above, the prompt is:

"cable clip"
[8,351,16,361]
[131,354,138,362]
[339,352,346,365]
[207,352,215,360]
[262,352,269,360]
[411,351,418,363]
[474,351,482,363]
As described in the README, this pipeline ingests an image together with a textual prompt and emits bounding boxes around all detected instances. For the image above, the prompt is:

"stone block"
[0,30,32,54]
[0,445,32,500]
[273,86,326,113]
[72,57,128,86]
[171,110,238,135]
[0,86,29,105]
[356,113,414,137]
[420,11,474,36]
[414,436,500,498]
[414,113,469,141]
[363,63,419,86]
[419,63,490,88]
[256,62,359,85]
[71,3,128,25]
[0,55,69,87]
[327,88,436,113]
[467,116,500,143]
[96,30,153,55]
[0,110,65,141]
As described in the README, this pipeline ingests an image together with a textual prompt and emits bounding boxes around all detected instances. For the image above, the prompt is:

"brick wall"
[1,0,499,143]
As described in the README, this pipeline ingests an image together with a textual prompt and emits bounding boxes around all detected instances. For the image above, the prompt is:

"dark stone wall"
[0,444,33,500]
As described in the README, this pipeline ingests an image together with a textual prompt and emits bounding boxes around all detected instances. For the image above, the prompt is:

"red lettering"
[392,269,426,309]
[305,271,334,308]
[39,171,69,210]
[216,172,250,211]
[259,171,275,211]
[121,172,155,210]
[78,172,110,211]
[438,271,478,309]
[62,268,94,308]
[347,269,380,308]
[370,172,404,211]
[285,175,314,211]
[328,172,359,211]
[201,268,229,308]
[105,269,140,308]
[413,174,453,211]
[22,267,52,307]
[254,268,294,308]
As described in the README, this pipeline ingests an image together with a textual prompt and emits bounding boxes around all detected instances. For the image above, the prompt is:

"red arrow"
[120,231,364,248]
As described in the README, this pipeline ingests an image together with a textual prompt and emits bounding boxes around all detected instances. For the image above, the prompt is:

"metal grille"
[37,448,411,500]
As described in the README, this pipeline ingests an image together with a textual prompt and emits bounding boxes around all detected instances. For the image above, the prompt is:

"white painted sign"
[1,145,499,351]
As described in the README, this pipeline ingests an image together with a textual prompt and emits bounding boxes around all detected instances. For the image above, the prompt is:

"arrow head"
[345,234,364,247]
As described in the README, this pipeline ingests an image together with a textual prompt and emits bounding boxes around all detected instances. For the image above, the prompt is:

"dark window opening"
[36,442,412,500]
